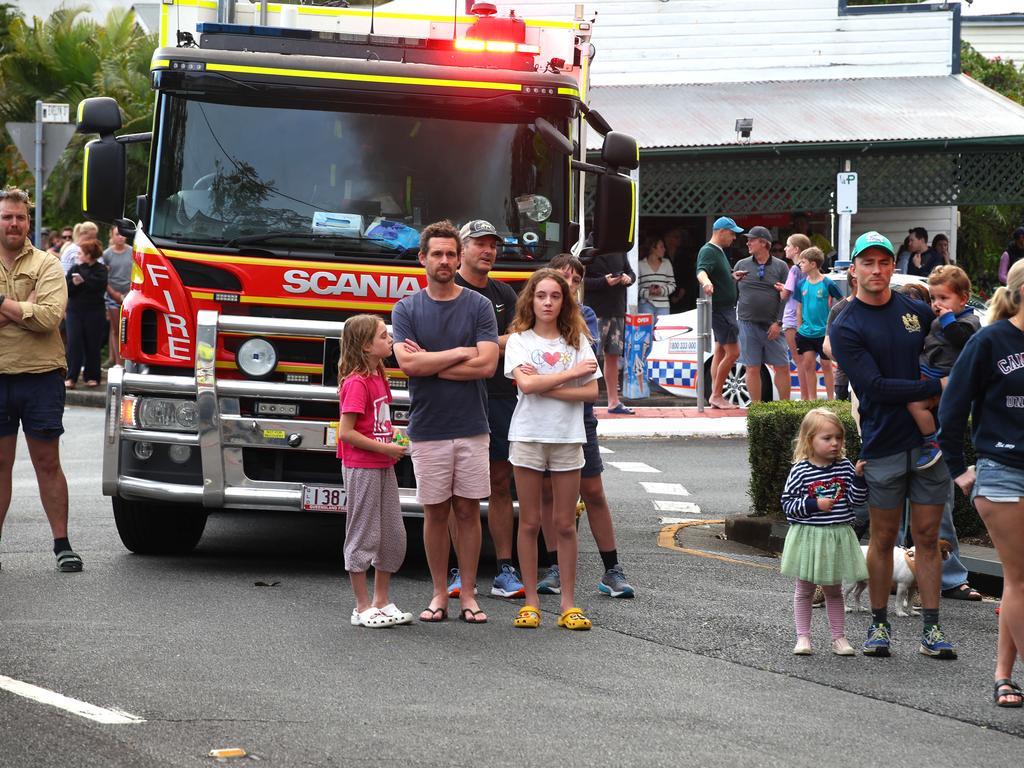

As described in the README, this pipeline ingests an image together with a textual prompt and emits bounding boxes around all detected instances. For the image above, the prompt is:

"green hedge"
[746,400,983,538]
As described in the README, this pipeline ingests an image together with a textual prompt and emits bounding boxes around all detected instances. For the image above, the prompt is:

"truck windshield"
[150,95,566,261]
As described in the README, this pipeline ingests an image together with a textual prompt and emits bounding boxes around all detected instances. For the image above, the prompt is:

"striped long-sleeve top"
[780,458,867,525]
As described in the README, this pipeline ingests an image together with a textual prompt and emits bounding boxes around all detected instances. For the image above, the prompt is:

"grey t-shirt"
[391,287,499,441]
[734,256,790,325]
[103,246,133,309]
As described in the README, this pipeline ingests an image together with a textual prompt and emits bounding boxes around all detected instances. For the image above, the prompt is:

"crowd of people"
[3,185,1022,705]
[36,218,132,388]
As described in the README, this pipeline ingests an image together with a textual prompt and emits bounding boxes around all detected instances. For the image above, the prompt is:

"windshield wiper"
[224,231,379,248]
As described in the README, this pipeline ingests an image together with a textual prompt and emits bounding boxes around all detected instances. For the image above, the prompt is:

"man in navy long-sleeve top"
[828,231,957,660]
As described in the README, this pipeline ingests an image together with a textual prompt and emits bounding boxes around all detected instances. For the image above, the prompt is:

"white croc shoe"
[351,607,398,628]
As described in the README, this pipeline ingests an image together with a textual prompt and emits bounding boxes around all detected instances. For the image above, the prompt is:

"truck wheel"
[112,498,208,554]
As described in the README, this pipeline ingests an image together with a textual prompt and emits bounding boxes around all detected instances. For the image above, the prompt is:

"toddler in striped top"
[779,408,869,656]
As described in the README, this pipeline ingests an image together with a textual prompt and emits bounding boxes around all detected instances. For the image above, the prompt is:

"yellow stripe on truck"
[205,62,523,92]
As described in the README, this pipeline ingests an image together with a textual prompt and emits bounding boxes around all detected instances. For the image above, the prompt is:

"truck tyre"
[112,498,208,554]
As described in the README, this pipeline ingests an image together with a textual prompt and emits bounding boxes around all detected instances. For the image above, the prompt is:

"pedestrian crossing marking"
[640,482,689,496]
[607,461,660,473]
[598,446,613,454]
[653,500,702,514]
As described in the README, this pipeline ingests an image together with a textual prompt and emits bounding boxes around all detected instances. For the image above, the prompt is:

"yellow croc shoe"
[557,607,592,631]
[513,605,541,629]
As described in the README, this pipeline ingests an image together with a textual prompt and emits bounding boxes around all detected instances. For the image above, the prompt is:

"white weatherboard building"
[466,0,1024,265]
[961,0,1024,65]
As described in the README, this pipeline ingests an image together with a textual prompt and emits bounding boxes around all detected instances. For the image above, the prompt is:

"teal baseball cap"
[851,231,895,260]
[712,216,744,233]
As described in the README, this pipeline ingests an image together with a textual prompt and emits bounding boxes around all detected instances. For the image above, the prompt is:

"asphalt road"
[1,407,1021,767]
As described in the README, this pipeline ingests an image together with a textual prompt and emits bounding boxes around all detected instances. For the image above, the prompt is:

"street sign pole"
[6,101,76,248]
[836,164,858,264]
[34,101,44,248]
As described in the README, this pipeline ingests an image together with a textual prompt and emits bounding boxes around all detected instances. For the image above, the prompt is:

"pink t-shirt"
[337,372,394,468]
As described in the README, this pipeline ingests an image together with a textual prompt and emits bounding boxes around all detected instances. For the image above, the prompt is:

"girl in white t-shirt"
[504,269,601,631]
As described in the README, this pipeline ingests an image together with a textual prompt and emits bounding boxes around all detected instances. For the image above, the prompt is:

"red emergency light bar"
[454,38,540,55]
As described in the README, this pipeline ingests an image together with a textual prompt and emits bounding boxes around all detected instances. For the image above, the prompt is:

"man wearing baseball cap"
[450,219,525,601]
[828,231,956,660]
[732,225,791,403]
[696,216,744,409]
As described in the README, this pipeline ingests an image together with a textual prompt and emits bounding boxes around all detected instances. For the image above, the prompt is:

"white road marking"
[598,446,613,454]
[653,500,703,514]
[607,461,660,473]
[0,675,145,725]
[640,482,689,496]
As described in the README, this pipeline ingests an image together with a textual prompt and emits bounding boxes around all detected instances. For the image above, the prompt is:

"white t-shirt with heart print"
[504,329,601,444]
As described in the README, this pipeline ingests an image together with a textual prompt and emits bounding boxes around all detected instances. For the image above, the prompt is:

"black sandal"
[419,606,447,623]
[459,608,488,624]
[994,679,1023,708]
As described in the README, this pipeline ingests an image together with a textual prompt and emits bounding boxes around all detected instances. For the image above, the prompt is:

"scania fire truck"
[78,0,638,554]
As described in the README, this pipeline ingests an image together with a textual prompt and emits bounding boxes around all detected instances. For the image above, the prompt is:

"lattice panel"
[639,155,839,216]
[595,150,1024,218]
[852,153,961,209]
[958,151,1024,205]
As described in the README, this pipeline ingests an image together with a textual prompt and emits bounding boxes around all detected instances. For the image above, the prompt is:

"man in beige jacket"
[0,188,81,572]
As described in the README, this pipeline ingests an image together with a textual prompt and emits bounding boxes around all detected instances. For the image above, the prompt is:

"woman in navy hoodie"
[939,259,1024,708]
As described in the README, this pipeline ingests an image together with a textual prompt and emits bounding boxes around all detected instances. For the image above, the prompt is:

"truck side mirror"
[593,171,635,255]
[76,97,122,136]
[602,131,639,171]
[82,136,126,224]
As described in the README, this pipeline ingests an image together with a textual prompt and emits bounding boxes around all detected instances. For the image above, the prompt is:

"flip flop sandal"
[513,605,541,629]
[557,607,592,631]
[55,550,83,573]
[943,584,982,601]
[994,679,1024,708]
[607,404,634,415]
[459,608,488,624]
[354,607,398,628]
[419,606,448,623]
[379,603,414,625]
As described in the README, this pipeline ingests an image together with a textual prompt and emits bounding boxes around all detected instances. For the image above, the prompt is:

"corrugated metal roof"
[587,75,1024,152]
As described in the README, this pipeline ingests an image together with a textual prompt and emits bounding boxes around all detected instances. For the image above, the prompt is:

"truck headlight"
[236,338,277,379]
[128,397,199,431]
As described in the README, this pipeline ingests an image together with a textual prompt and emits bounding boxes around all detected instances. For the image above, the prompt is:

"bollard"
[696,298,712,412]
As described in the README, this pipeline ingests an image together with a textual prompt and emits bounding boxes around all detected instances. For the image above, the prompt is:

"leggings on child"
[794,579,845,640]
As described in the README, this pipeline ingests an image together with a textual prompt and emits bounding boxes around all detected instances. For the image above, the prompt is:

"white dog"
[843,540,953,617]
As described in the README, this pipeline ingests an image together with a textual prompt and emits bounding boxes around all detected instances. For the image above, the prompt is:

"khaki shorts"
[509,441,585,473]
[409,433,490,505]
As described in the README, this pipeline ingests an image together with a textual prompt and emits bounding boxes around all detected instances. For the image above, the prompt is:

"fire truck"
[77,0,638,554]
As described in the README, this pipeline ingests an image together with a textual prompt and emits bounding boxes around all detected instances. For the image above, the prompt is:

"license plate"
[302,485,346,513]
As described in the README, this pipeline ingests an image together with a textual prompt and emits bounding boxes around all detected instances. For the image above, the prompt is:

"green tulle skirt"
[780,523,868,585]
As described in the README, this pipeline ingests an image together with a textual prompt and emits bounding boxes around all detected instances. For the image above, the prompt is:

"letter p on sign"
[836,172,858,215]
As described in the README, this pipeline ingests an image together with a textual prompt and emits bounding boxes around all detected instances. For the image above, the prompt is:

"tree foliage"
[958,42,1024,295]
[0,5,157,230]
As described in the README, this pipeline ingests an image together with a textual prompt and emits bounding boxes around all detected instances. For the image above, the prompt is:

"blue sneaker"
[598,564,635,598]
[920,624,957,659]
[537,564,561,595]
[863,622,892,657]
[491,563,525,598]
[447,568,461,598]
[915,439,942,471]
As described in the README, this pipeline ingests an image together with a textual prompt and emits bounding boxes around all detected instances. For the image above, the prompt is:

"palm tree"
[0,4,157,228]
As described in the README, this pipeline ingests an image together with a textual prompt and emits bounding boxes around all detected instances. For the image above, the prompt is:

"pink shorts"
[409,433,491,506]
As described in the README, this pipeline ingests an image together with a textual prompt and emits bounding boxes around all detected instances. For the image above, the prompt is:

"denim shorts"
[972,457,1024,503]
[0,371,65,440]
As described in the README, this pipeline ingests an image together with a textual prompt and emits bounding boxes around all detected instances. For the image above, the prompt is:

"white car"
[646,269,984,407]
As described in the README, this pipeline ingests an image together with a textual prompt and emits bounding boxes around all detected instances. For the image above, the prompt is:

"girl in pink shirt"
[338,314,410,628]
